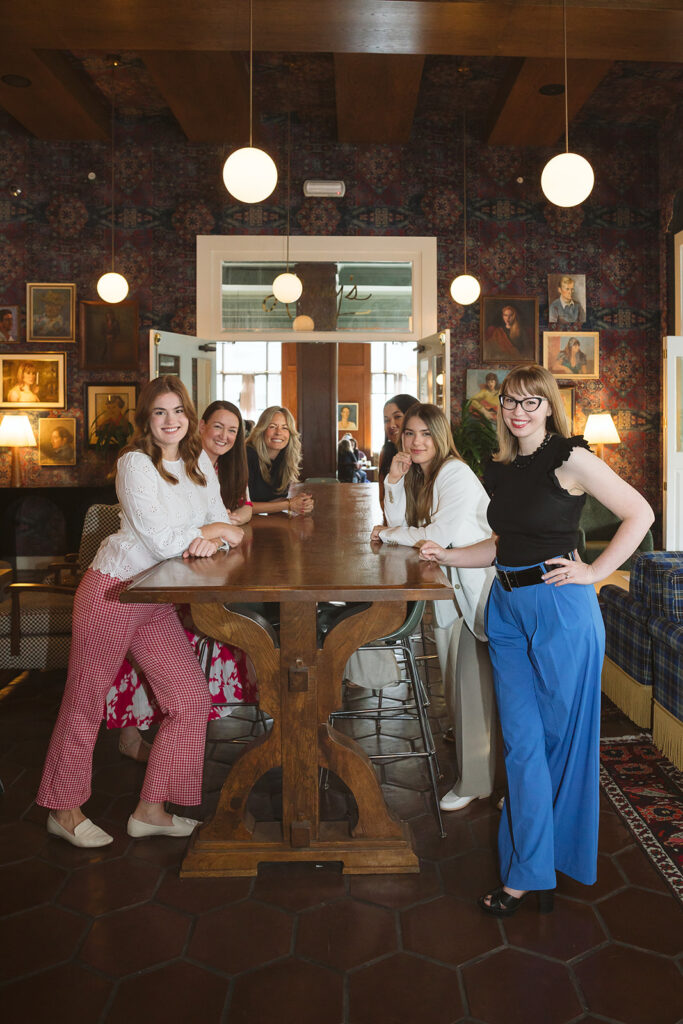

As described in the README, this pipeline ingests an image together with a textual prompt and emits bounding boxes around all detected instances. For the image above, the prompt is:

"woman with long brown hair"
[371,402,497,812]
[36,376,244,848]
[199,400,252,524]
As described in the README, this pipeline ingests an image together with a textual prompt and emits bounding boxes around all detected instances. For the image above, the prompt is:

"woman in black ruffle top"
[420,364,653,917]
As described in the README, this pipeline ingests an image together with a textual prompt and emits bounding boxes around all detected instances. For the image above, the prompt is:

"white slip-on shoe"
[439,790,490,812]
[126,814,201,839]
[47,814,113,848]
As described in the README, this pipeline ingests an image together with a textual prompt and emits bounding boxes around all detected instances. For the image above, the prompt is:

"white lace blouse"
[91,449,231,580]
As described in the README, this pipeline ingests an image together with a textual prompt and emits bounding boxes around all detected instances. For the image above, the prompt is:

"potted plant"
[451,399,498,478]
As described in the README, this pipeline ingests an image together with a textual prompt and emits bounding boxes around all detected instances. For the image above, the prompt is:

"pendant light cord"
[249,0,254,148]
[110,57,118,272]
[285,109,291,270]
[462,101,468,275]
[563,0,569,154]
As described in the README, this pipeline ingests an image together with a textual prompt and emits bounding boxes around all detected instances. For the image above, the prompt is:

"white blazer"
[380,459,495,641]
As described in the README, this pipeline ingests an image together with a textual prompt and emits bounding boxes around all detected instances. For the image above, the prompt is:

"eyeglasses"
[499,395,545,412]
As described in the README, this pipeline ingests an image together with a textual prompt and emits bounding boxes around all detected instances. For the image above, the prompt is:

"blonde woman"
[370,402,497,811]
[420,365,653,916]
[246,406,314,515]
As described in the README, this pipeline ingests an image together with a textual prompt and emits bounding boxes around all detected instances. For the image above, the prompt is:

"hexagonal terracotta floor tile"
[382,782,428,819]
[502,896,606,960]
[0,904,87,982]
[0,963,111,1022]
[401,893,502,964]
[410,811,476,862]
[348,859,441,907]
[597,887,683,955]
[80,903,191,976]
[229,958,343,1024]
[189,899,292,972]
[155,868,251,912]
[107,961,229,1023]
[58,856,162,915]
[296,898,397,969]
[0,858,66,914]
[440,847,500,900]
[614,845,673,893]
[349,952,463,1024]
[555,853,624,901]
[597,808,633,854]
[575,945,683,1024]
[463,947,581,1024]
[0,819,48,865]
[253,861,346,910]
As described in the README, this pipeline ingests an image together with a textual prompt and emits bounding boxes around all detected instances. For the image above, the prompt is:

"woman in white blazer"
[371,402,497,811]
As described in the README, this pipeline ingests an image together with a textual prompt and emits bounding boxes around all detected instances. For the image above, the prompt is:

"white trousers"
[433,615,497,798]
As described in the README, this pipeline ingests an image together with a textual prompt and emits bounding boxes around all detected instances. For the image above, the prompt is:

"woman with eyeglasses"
[420,364,653,917]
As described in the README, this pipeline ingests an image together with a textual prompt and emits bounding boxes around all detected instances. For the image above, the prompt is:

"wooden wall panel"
[296,343,337,480]
[337,344,372,455]
[281,342,298,421]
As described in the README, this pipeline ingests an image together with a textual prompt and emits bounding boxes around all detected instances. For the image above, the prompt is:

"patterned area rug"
[600,735,683,903]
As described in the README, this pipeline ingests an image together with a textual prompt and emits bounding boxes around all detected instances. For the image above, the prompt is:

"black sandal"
[478,886,554,917]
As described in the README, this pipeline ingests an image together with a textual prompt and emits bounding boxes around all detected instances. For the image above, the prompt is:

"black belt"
[496,553,573,592]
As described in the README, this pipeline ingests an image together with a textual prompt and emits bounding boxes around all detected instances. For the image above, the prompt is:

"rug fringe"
[601,657,652,728]
[653,701,683,771]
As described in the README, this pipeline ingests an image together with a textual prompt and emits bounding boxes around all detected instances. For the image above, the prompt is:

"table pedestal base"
[180,820,418,877]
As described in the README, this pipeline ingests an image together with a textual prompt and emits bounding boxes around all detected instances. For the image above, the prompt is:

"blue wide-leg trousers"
[485,568,605,890]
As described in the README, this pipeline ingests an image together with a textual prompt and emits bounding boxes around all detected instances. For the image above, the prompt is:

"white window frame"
[196,235,437,343]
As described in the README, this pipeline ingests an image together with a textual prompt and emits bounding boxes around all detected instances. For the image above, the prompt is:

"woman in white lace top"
[36,376,244,848]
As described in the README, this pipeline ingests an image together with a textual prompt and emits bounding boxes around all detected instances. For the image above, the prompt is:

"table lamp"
[0,413,37,486]
[583,412,620,461]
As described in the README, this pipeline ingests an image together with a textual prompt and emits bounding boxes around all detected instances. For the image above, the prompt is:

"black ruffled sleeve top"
[483,434,591,566]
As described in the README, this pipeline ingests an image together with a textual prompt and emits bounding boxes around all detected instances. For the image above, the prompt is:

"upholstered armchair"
[0,503,121,672]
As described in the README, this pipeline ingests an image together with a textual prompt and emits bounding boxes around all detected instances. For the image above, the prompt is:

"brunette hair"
[494,363,570,464]
[246,405,302,493]
[119,375,206,486]
[200,400,248,510]
[379,393,419,480]
[400,403,462,526]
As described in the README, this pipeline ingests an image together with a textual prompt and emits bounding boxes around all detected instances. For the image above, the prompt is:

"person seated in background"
[246,406,314,516]
[243,419,255,438]
[338,436,366,482]
[379,393,420,506]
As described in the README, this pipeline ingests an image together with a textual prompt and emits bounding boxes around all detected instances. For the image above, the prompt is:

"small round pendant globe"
[541,152,594,208]
[96,272,129,304]
[223,147,278,203]
[450,274,481,305]
[272,272,303,305]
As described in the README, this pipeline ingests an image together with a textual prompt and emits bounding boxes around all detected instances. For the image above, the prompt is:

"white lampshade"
[272,272,303,304]
[97,271,129,303]
[222,147,278,204]
[293,314,314,331]
[541,152,594,208]
[0,414,36,447]
[583,413,621,446]
[450,274,481,305]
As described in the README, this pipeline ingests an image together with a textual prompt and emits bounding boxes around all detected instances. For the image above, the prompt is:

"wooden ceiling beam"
[486,58,613,146]
[334,54,424,144]
[141,51,250,143]
[0,47,109,139]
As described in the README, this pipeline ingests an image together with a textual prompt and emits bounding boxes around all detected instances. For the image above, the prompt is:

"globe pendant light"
[450,83,480,306]
[222,0,278,204]
[97,56,129,303]
[540,0,594,207]
[272,110,302,306]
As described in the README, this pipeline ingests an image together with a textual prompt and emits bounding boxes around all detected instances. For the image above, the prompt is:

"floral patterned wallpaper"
[0,54,681,532]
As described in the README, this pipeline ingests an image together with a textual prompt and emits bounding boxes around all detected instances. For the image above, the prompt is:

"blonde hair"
[119,376,206,486]
[246,405,302,493]
[494,364,569,464]
[401,403,463,527]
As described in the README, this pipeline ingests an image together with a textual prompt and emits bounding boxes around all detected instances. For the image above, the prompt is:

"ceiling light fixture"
[540,0,594,208]
[222,0,277,204]
[272,111,302,306]
[450,73,480,306]
[97,56,129,304]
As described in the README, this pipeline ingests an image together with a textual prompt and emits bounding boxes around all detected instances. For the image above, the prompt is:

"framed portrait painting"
[0,353,66,409]
[86,383,136,448]
[547,273,586,326]
[480,295,538,364]
[465,368,507,423]
[338,402,359,431]
[26,283,76,342]
[543,331,599,380]
[0,305,19,344]
[38,416,77,466]
[79,300,139,372]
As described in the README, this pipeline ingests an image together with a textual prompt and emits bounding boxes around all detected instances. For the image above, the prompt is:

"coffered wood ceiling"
[1,1,681,145]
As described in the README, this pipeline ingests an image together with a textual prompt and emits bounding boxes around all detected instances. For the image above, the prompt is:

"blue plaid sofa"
[599,552,683,731]
[649,563,683,769]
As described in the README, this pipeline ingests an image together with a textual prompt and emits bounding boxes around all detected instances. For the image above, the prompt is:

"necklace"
[512,431,552,468]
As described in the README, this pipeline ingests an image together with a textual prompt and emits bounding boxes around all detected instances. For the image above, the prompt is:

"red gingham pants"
[37,569,211,810]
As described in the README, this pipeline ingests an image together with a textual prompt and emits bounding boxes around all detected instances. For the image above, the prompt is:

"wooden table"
[121,484,452,877]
